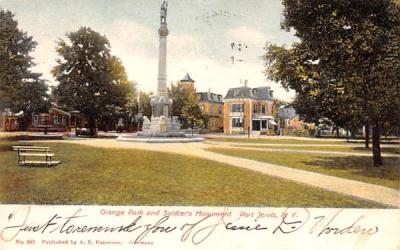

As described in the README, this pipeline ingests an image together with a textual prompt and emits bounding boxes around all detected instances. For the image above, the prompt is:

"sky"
[0,0,297,101]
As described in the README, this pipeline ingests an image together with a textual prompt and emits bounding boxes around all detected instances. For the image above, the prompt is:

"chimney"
[244,80,248,87]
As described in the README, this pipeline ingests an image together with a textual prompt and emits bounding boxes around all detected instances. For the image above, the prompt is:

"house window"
[253,104,258,113]
[262,105,266,114]
[53,116,59,125]
[210,105,214,114]
[262,120,267,129]
[33,115,39,123]
[218,106,222,114]
[61,116,66,125]
[232,118,243,128]
[233,90,239,96]
[231,104,244,112]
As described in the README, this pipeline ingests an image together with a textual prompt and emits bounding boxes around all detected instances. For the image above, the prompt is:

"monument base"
[117,136,205,143]
[117,116,205,143]
[140,115,184,137]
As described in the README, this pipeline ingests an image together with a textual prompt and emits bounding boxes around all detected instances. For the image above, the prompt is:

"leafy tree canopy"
[168,83,205,128]
[0,10,49,114]
[138,91,153,119]
[264,0,400,166]
[52,27,131,135]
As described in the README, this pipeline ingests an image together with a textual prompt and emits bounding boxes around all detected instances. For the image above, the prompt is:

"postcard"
[0,0,399,249]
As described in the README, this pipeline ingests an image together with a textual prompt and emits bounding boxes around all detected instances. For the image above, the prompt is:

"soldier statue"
[161,1,168,23]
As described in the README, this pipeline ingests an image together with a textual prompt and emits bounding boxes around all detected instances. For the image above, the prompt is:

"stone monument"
[140,0,183,137]
[118,1,204,142]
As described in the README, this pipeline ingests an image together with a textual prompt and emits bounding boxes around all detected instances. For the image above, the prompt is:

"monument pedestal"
[139,94,184,137]
[140,116,184,137]
[150,95,172,117]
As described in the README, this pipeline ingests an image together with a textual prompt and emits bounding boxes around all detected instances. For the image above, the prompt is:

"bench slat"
[19,153,55,157]
[13,146,51,149]
[15,149,52,152]
[20,160,61,166]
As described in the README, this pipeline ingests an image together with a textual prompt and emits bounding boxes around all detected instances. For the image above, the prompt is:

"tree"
[138,91,152,119]
[122,81,139,131]
[265,0,400,166]
[97,58,135,131]
[168,83,188,120]
[181,100,205,128]
[168,82,205,128]
[52,27,130,136]
[265,44,362,137]
[272,98,288,118]
[0,10,49,122]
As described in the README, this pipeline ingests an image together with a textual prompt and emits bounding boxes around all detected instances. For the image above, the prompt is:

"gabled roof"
[49,108,71,117]
[224,86,274,101]
[278,106,297,119]
[181,73,194,82]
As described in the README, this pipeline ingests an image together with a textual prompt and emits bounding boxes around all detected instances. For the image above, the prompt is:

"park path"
[207,141,400,148]
[205,141,400,157]
[62,139,400,207]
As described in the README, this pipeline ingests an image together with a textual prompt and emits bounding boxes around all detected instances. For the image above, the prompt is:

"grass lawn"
[207,137,347,144]
[235,144,400,155]
[0,138,383,207]
[207,148,400,190]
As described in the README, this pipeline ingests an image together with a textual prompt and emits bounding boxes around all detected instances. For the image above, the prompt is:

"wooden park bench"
[12,146,61,167]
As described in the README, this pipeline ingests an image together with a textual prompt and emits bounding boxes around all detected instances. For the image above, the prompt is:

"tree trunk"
[44,117,48,135]
[89,115,97,137]
[351,129,356,139]
[336,127,340,138]
[371,121,382,167]
[365,122,370,149]
[21,114,30,131]
[346,130,349,142]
